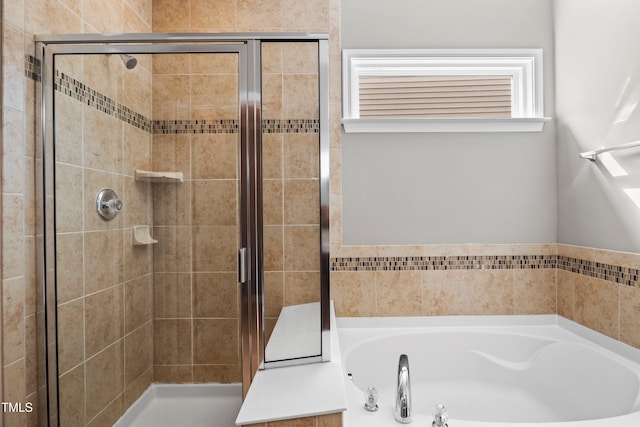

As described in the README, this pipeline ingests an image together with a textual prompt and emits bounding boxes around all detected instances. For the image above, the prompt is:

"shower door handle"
[238,248,248,284]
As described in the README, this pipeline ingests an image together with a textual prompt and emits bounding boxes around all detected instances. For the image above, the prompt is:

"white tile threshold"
[114,383,242,427]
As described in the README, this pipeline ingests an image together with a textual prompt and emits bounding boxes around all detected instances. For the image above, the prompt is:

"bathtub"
[337,315,640,427]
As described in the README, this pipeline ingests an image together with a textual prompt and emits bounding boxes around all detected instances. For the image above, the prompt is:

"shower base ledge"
[114,383,242,427]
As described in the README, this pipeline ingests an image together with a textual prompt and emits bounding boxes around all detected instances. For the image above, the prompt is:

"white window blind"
[342,49,548,132]
[358,75,512,119]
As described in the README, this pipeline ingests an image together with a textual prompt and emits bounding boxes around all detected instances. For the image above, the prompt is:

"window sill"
[341,117,551,133]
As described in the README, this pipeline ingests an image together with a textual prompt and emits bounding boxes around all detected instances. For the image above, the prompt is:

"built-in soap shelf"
[132,225,157,246]
[135,170,183,183]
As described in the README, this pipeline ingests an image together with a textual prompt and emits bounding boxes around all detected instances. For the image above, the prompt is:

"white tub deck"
[338,315,640,427]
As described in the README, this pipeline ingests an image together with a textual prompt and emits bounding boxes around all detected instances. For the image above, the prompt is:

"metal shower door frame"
[36,32,330,425]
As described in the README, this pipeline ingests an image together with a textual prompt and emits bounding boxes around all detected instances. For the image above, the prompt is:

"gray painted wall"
[554,0,640,253]
[341,0,557,245]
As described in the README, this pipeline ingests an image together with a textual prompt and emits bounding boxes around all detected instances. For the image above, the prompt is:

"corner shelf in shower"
[134,170,184,183]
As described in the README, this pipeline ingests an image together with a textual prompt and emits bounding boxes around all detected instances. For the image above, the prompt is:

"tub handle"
[364,387,379,412]
[433,403,448,427]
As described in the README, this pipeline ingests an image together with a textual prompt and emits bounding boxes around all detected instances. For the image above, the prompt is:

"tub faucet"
[395,354,412,424]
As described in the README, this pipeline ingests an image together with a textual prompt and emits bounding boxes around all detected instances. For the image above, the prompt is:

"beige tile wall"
[330,245,559,317]
[150,53,242,384]
[262,42,322,341]
[1,1,152,426]
[330,242,640,354]
[54,53,154,427]
[557,244,640,346]
[150,0,336,382]
[152,0,329,33]
[3,3,38,425]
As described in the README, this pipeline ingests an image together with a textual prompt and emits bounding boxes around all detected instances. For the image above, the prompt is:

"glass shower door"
[48,45,246,426]
[52,51,157,426]
[151,51,242,386]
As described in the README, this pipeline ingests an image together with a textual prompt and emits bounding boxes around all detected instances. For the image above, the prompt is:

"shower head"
[119,54,137,70]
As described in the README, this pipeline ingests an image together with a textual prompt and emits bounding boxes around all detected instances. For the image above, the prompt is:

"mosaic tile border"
[558,256,640,287]
[154,119,239,134]
[153,118,320,134]
[262,119,320,134]
[331,255,556,272]
[26,55,320,135]
[330,255,640,287]
[55,70,153,132]
[25,55,41,82]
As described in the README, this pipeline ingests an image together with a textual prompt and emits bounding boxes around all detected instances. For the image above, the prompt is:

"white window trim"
[342,48,550,133]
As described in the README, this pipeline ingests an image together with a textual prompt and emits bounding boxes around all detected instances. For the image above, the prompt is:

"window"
[342,49,549,133]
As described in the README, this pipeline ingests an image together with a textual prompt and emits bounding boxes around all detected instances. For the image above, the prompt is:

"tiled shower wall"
[262,42,322,340]
[54,53,155,426]
[148,0,336,385]
[2,0,338,425]
[2,1,153,426]
[150,52,242,384]
[148,43,324,382]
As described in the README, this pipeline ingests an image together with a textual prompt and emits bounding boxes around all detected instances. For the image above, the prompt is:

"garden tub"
[337,315,640,427]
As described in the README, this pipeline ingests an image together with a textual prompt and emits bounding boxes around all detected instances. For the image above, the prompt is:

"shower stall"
[36,33,330,426]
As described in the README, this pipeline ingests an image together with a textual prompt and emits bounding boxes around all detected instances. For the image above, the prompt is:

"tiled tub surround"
[330,244,640,351]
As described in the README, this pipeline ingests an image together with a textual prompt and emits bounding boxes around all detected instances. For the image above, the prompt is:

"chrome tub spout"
[395,354,412,423]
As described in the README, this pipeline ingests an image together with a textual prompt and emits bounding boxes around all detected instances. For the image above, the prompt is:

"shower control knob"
[96,189,122,221]
[102,198,122,211]
[102,199,122,212]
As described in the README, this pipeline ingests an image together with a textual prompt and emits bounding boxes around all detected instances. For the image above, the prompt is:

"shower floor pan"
[114,383,242,427]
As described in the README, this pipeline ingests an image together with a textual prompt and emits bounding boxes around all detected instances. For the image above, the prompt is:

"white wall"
[341,0,557,245]
[554,0,640,252]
